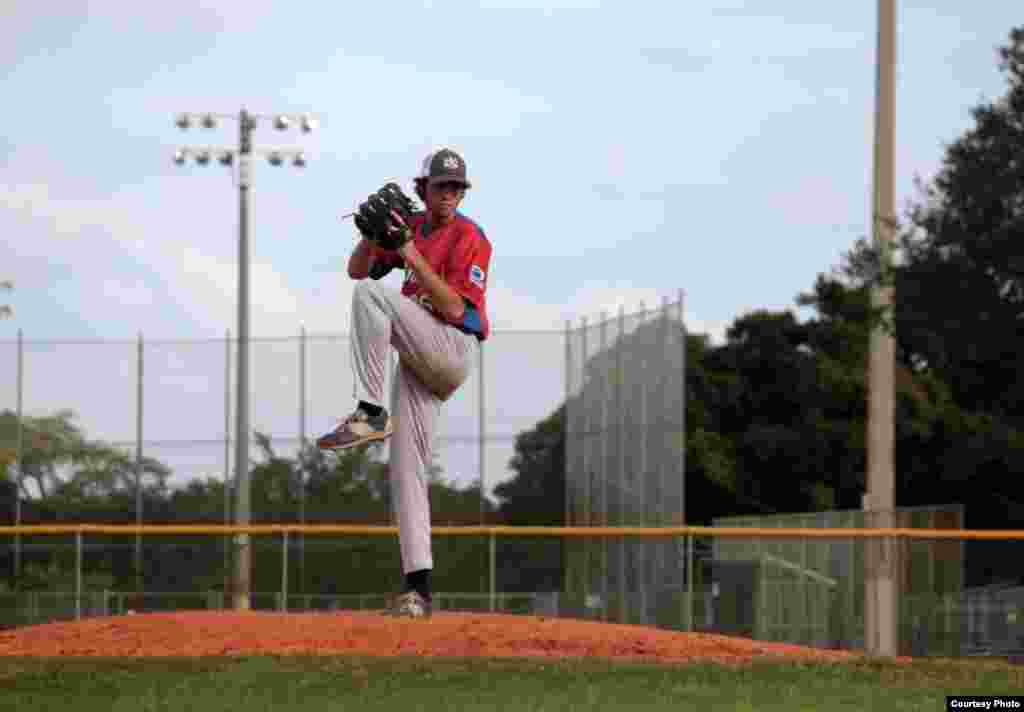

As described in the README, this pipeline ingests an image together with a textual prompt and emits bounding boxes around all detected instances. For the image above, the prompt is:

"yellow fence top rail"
[1,524,1023,540]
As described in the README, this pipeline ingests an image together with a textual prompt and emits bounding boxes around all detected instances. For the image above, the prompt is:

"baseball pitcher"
[317,147,492,618]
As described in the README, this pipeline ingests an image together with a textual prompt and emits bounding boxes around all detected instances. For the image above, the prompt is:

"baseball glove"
[353,183,419,251]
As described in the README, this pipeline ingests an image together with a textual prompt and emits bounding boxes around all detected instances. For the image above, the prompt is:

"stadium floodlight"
[171,106,316,613]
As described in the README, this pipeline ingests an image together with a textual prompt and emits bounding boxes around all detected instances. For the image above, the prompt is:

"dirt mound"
[0,610,864,665]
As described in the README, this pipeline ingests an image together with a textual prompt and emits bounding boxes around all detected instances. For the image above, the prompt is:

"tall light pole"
[865,0,898,657]
[174,108,317,611]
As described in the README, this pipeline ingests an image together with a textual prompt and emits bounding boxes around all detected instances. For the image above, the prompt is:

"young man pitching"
[317,147,492,618]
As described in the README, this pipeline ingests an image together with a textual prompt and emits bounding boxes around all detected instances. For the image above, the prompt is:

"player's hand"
[389,210,414,256]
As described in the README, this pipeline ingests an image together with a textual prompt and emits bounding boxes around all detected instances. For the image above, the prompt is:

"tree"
[494,405,565,526]
[0,409,169,505]
[884,27,1024,419]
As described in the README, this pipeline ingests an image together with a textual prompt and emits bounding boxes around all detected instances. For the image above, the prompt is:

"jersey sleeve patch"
[469,264,486,288]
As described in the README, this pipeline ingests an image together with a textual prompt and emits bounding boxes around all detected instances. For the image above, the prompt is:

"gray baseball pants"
[350,280,478,574]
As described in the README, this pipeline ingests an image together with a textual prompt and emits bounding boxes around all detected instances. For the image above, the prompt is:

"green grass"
[2,655,1022,711]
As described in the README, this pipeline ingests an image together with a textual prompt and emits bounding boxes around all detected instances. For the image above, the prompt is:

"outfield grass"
[3,655,1022,711]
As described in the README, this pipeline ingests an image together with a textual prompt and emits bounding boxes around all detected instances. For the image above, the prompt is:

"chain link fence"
[3,527,1023,658]
[0,324,571,520]
[4,298,1024,659]
[564,295,687,625]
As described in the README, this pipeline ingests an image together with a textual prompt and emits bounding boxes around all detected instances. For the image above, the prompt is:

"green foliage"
[493,28,1024,579]
[836,28,1024,419]
[9,560,115,593]
[0,409,170,505]
[494,406,564,526]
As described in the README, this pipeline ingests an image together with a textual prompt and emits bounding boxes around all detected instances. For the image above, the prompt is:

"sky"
[1,1,1021,497]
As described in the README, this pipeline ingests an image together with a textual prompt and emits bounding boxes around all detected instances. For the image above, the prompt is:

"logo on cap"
[443,155,461,171]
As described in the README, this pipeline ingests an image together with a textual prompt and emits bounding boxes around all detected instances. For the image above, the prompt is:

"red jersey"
[371,212,492,340]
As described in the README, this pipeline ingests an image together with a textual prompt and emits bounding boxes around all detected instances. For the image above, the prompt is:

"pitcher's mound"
[0,611,861,665]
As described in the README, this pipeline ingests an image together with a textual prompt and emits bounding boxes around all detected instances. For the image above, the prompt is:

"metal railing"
[3,523,1024,657]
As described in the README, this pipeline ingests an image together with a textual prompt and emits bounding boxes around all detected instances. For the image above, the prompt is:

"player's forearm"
[347,237,376,280]
[399,243,465,322]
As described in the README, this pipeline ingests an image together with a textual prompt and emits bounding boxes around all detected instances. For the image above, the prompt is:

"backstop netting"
[564,296,687,626]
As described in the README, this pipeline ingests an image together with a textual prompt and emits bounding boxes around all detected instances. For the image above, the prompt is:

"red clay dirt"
[0,611,867,665]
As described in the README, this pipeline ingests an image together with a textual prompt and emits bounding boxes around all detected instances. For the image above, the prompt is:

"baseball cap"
[418,147,472,189]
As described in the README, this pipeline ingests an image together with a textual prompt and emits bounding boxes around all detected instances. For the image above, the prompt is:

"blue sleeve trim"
[461,300,483,336]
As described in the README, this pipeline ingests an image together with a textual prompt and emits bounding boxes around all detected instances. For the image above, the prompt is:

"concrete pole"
[865,0,899,658]
[234,108,254,611]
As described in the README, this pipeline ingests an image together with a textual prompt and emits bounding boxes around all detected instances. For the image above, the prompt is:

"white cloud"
[101,278,154,307]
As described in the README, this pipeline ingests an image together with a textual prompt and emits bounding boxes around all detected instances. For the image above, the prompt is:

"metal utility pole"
[234,109,254,612]
[174,108,317,610]
[865,0,899,658]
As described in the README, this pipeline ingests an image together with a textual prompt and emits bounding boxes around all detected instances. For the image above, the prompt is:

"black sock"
[404,569,431,602]
[358,401,383,418]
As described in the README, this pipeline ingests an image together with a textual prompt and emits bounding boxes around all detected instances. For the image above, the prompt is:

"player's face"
[427,181,466,223]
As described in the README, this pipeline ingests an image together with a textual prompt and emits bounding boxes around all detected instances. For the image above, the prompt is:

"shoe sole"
[318,429,394,451]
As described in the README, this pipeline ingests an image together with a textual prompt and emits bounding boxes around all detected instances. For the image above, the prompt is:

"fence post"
[14,328,23,580]
[659,296,670,618]
[686,533,694,632]
[224,329,232,604]
[563,319,572,603]
[802,531,809,644]
[479,341,486,527]
[678,289,686,528]
[579,315,589,615]
[135,332,144,594]
[759,551,769,641]
[563,319,571,530]
[281,530,289,612]
[616,305,626,623]
[75,529,83,621]
[489,529,496,613]
[599,311,608,623]
[638,300,648,625]
[298,326,307,596]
